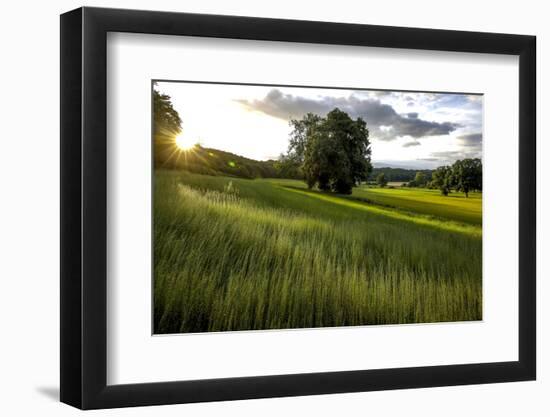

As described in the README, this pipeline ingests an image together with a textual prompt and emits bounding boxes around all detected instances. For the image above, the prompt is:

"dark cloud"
[403,141,420,148]
[444,132,483,162]
[430,151,465,159]
[424,148,482,165]
[457,133,482,148]
[236,89,460,141]
[416,132,482,165]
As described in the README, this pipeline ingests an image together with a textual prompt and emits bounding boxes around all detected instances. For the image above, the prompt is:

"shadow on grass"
[279,185,481,237]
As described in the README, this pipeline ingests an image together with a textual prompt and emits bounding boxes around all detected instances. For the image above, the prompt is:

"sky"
[155,81,483,169]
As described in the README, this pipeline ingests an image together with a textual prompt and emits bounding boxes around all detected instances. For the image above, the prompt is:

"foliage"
[153,89,182,135]
[430,165,453,196]
[376,172,388,188]
[287,113,322,165]
[287,109,372,194]
[273,153,303,180]
[414,171,427,187]
[451,158,482,197]
[157,145,281,179]
[402,159,482,198]
[369,167,432,183]
[153,88,183,168]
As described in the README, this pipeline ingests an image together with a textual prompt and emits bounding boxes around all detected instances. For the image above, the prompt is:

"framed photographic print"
[60,7,536,409]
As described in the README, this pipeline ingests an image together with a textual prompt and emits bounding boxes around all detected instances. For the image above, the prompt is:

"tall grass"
[154,171,482,334]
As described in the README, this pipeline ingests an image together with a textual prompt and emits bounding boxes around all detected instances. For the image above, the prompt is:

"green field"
[154,170,482,334]
[352,186,482,225]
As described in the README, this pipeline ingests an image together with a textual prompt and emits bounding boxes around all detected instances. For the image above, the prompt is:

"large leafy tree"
[414,171,427,187]
[153,89,182,136]
[287,113,322,165]
[451,158,482,197]
[153,88,182,167]
[430,165,453,195]
[287,108,372,194]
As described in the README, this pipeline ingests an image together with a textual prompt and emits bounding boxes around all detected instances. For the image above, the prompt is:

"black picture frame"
[60,6,536,410]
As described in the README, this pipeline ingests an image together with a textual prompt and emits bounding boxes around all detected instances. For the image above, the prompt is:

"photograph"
[52,4,540,411]
[152,81,483,334]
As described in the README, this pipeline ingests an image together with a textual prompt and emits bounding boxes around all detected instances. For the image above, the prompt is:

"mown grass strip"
[281,186,481,237]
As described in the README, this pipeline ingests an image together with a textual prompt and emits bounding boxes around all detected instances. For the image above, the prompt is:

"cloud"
[403,141,420,148]
[424,148,482,164]
[457,132,482,148]
[236,89,460,141]
[429,151,466,159]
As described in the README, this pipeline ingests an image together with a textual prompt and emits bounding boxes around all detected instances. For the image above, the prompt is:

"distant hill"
[155,145,433,182]
[155,145,280,179]
[369,167,433,183]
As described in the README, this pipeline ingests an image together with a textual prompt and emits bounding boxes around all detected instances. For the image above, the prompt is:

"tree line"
[369,167,432,183]
[376,158,482,197]
[429,158,482,197]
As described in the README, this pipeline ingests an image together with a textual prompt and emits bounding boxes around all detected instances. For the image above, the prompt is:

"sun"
[175,134,195,151]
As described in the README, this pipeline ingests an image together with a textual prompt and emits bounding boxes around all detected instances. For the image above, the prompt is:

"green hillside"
[155,145,281,179]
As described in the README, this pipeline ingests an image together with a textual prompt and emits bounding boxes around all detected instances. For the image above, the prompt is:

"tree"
[451,158,482,197]
[153,88,183,168]
[287,108,372,194]
[376,173,388,188]
[274,153,303,179]
[153,89,182,136]
[414,171,427,187]
[431,165,452,196]
[287,113,322,165]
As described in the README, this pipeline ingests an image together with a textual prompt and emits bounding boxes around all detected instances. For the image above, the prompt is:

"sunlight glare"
[175,134,195,151]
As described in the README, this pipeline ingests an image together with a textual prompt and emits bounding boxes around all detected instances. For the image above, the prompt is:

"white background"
[0,0,546,415]
[108,34,518,384]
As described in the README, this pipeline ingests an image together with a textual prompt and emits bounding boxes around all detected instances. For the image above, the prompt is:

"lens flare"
[175,134,195,151]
